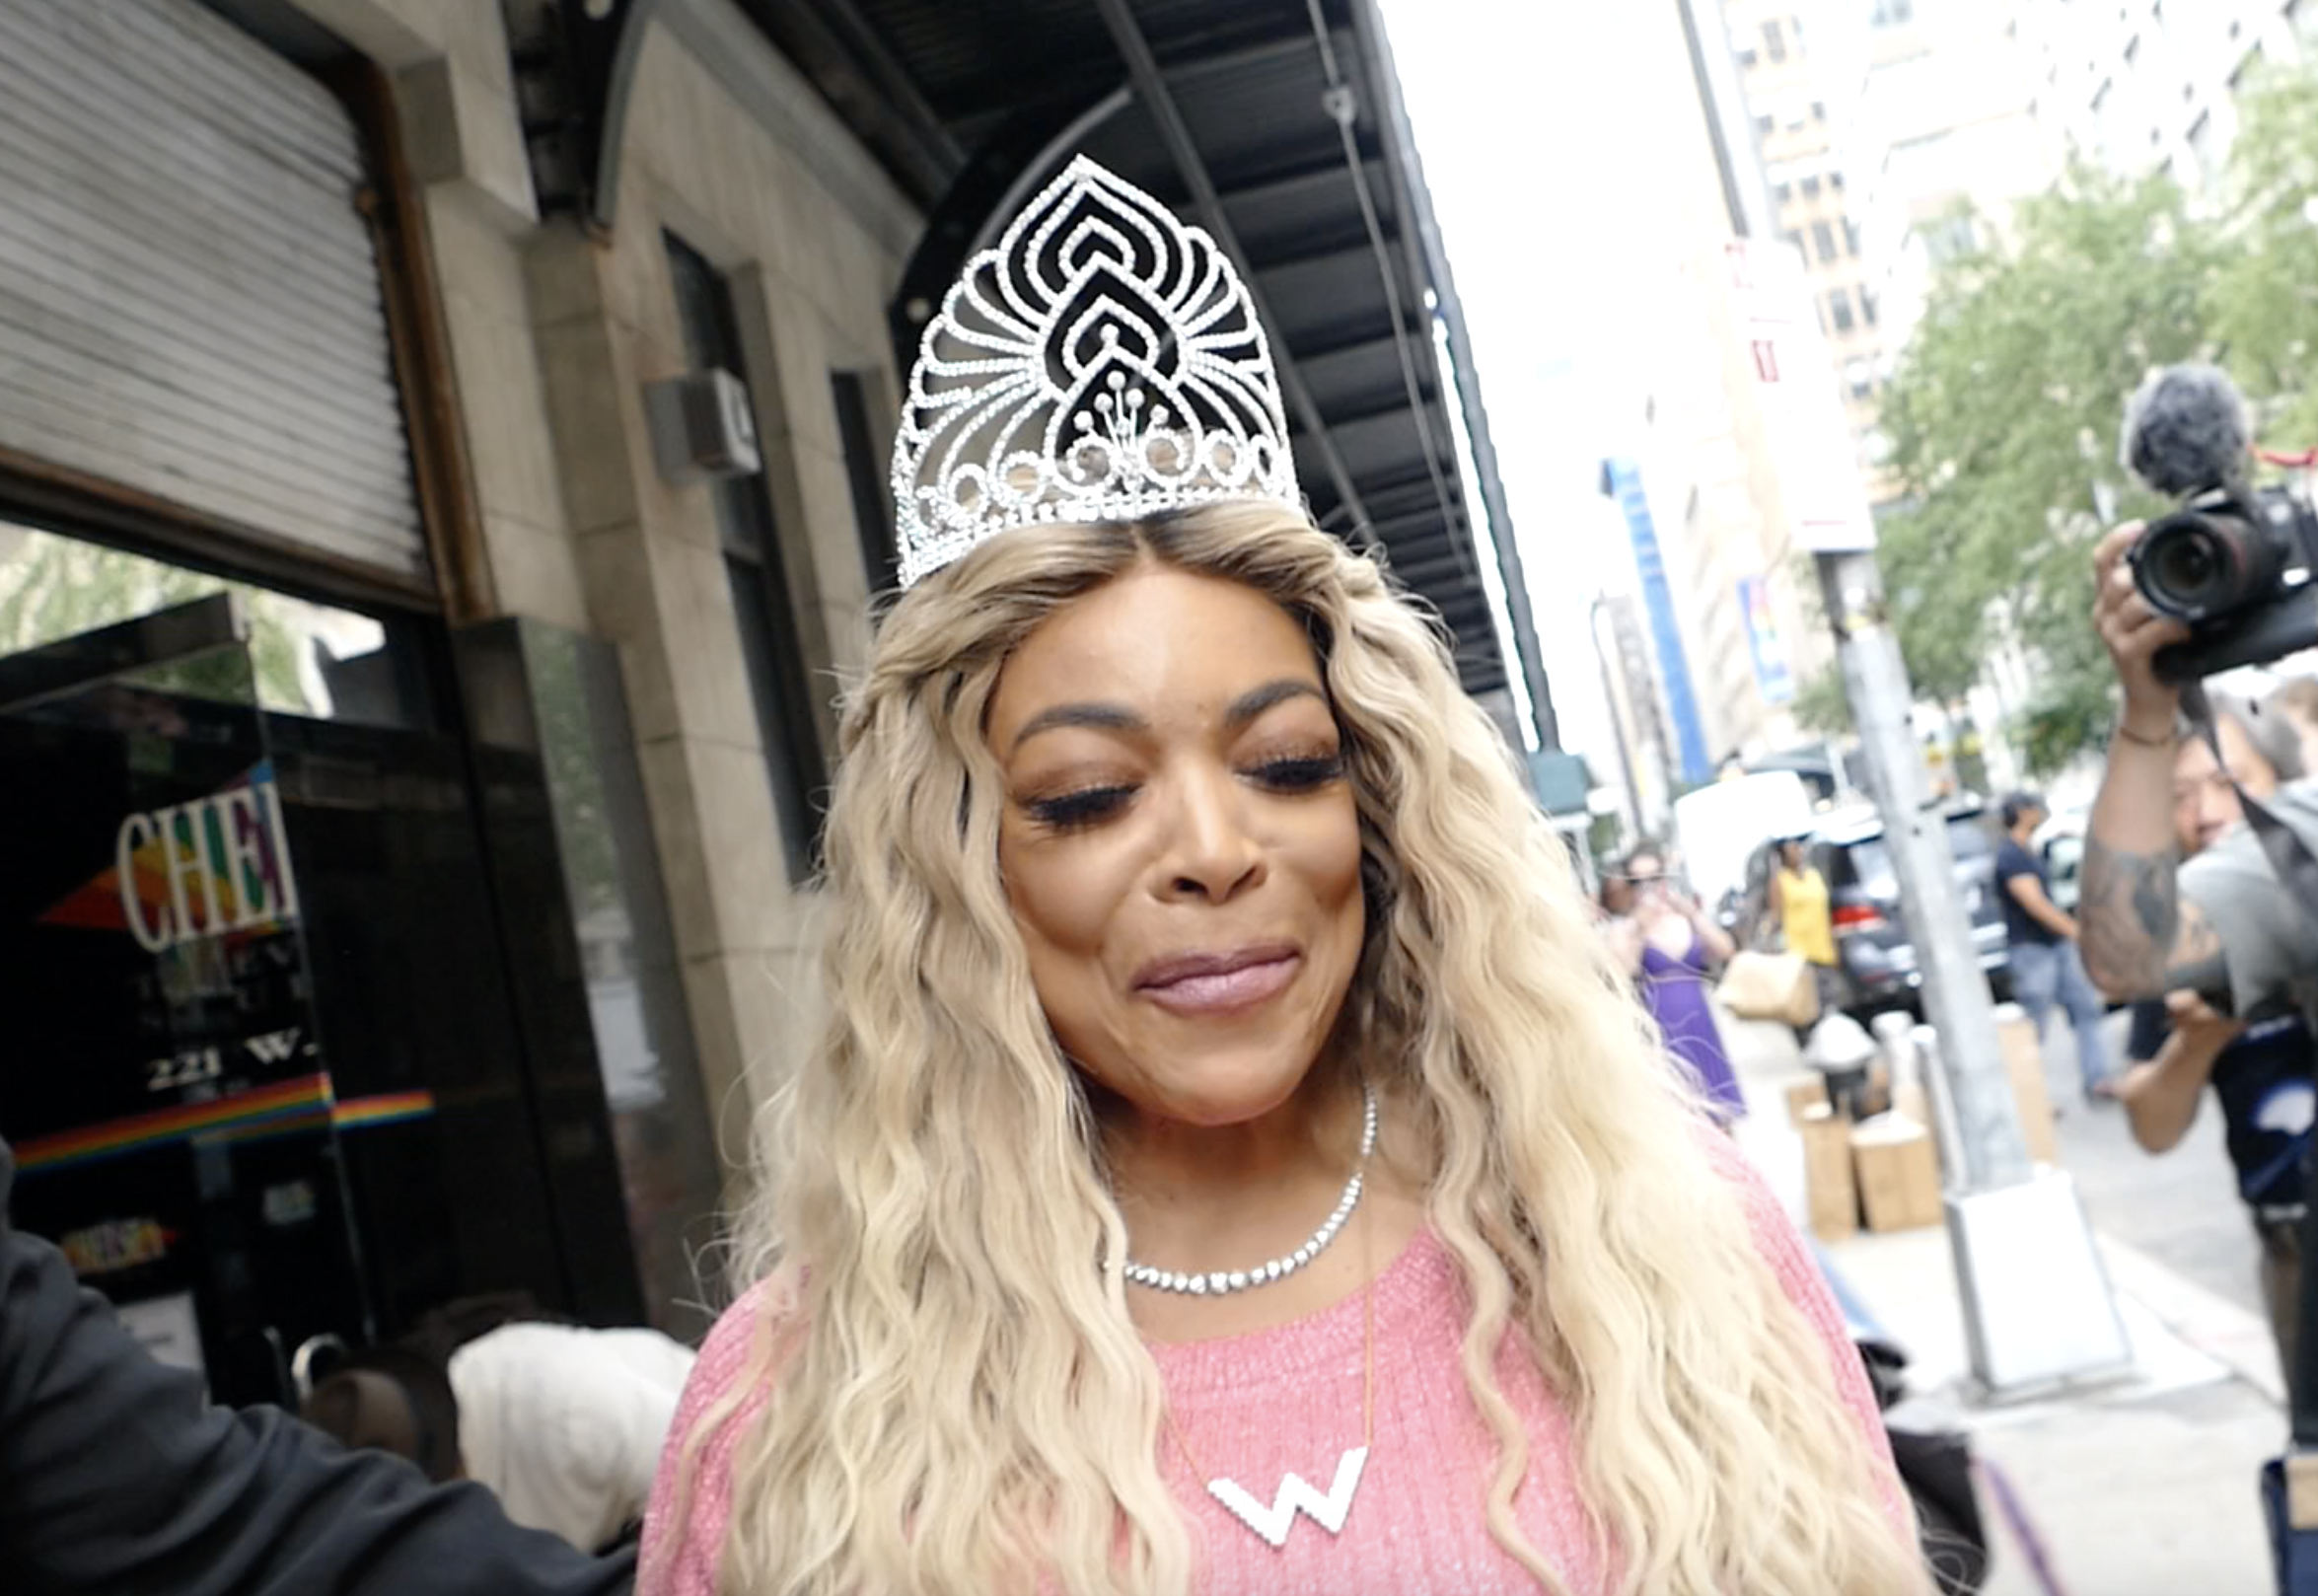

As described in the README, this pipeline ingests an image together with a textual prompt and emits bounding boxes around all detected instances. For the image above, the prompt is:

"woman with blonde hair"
[639,159,1920,1596]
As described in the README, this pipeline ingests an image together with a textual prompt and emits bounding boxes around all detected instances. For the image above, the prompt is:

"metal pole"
[1591,595,1645,842]
[1818,550,2031,1190]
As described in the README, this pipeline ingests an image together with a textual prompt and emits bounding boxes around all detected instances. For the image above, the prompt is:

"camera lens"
[2145,527,2224,607]
[2134,511,2276,620]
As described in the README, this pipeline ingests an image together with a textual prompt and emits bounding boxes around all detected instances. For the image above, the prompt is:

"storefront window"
[0,523,420,727]
[0,528,660,1398]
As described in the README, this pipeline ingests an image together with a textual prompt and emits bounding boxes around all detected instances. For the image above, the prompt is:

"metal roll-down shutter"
[0,0,427,582]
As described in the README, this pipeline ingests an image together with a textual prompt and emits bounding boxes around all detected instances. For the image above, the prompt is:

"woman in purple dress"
[1603,847,1747,1122]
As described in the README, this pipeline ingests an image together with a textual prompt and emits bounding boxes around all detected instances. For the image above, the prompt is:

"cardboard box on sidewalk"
[1782,1073,1829,1127]
[1994,1007,2063,1165]
[1849,1117,1941,1232]
[1799,1104,1858,1241]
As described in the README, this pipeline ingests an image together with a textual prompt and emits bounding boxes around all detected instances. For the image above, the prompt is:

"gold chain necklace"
[1157,1201,1376,1549]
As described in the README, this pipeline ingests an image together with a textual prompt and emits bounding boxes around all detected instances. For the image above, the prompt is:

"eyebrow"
[1008,678,1325,754]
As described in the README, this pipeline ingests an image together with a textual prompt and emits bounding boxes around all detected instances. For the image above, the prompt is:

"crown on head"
[890,157,1303,587]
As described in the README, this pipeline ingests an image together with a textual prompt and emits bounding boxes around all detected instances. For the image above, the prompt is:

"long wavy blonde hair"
[674,503,1921,1595]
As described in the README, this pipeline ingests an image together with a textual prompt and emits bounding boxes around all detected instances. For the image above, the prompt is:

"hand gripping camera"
[2122,364,2318,681]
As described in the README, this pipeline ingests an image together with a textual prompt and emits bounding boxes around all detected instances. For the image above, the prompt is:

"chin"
[1144,1052,1317,1127]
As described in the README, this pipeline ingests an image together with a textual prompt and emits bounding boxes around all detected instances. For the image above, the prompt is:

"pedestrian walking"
[637,160,1923,1596]
[1603,845,1747,1123]
[1770,834,1842,1025]
[305,1312,697,1556]
[1996,792,2118,1102]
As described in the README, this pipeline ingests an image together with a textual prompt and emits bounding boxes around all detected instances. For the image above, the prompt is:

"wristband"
[2113,719,2176,750]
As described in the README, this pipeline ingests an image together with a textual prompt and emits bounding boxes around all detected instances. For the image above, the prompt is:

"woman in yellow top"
[1771,835,1837,970]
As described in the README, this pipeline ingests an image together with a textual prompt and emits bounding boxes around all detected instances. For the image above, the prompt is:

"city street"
[1727,1008,2291,1595]
[2042,1010,2269,1326]
[12,0,2318,1591]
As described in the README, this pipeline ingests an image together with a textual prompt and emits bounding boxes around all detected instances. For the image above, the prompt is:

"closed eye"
[1249,753,1345,792]
[1022,785,1136,832]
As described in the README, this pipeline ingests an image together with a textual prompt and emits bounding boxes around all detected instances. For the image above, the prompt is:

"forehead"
[2177,723,2248,779]
[988,565,1322,732]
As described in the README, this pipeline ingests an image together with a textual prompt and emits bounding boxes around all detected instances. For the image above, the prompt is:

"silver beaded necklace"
[1121,1082,1379,1297]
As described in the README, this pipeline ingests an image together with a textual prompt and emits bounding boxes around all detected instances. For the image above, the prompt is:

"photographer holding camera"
[2082,369,2318,1021]
[2104,691,2314,1367]
[2082,359,2318,1576]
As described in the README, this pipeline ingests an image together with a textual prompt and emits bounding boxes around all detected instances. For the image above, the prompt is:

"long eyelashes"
[1021,753,1347,834]
[1023,786,1135,831]
[1252,754,1346,792]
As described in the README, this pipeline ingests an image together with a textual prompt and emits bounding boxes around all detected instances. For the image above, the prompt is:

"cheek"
[1297,798,1368,939]
[1002,841,1102,958]
[999,828,1142,1022]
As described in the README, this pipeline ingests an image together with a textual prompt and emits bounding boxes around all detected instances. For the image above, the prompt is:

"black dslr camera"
[2123,364,2318,681]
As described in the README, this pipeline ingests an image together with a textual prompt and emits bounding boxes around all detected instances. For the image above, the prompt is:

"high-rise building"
[1611,0,1852,767]
[1720,1,1898,497]
[1592,592,1680,838]
[1810,0,2062,443]
[2015,0,2318,194]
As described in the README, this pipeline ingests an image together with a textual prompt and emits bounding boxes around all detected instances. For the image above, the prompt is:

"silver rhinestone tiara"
[890,156,1303,588]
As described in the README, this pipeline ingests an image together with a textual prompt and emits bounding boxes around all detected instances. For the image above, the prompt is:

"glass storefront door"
[0,516,720,1404]
[0,596,364,1404]
[0,586,688,1411]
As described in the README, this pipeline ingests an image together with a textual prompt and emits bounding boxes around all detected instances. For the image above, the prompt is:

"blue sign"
[1604,458,1712,784]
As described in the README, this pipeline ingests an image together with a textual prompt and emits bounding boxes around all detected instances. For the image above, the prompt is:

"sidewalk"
[1720,1015,2286,1596]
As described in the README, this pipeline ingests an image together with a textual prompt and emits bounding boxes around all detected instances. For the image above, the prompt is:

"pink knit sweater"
[638,1144,1899,1594]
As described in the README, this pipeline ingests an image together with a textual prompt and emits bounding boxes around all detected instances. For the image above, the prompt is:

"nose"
[1156,762,1265,904]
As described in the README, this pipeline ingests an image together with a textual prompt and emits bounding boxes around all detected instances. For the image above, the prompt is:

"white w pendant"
[1205,1446,1368,1549]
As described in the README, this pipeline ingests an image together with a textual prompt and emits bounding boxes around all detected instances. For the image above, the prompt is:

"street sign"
[1527,751,1594,817]
[1728,239,1878,554]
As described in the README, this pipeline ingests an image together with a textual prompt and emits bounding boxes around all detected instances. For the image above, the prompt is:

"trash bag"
[1818,1240,1992,1593]
[1895,1428,1991,1596]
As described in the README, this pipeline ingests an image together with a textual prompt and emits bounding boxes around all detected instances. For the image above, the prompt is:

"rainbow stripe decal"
[326,1091,436,1132]
[14,1076,437,1176]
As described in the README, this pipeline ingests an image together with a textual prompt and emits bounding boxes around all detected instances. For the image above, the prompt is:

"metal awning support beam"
[1350,0,1558,750]
[970,87,1134,254]
[1291,321,1426,366]
[1366,507,1459,542]
[1212,149,1386,210]
[580,0,667,235]
[1245,234,1406,276]
[1091,0,1374,547]
[1309,389,1441,433]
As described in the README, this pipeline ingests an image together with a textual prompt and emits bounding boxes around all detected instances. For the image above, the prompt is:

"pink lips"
[1134,945,1302,1017]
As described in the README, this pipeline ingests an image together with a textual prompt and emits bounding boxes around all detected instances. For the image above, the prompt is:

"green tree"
[1875,165,2222,775]
[1791,663,1852,739]
[1876,505,1993,709]
[1786,508,1982,743]
[2210,62,2318,453]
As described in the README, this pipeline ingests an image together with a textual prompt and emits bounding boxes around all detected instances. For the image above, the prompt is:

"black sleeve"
[0,1139,635,1596]
[1993,839,2036,888]
[2125,999,2171,1064]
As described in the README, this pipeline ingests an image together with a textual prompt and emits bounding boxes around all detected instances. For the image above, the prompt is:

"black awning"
[743,0,1531,709]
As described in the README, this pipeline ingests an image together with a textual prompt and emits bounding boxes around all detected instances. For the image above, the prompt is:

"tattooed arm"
[2080,522,2209,1002]
[2076,834,2229,1001]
